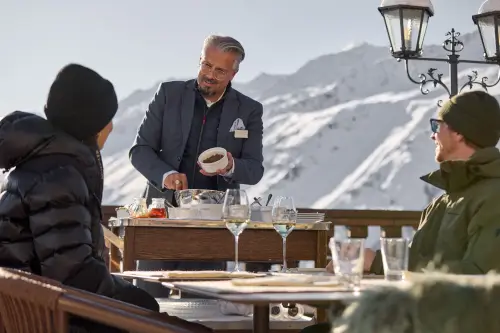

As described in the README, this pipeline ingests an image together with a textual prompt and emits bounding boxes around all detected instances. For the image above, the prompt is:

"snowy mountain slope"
[2,31,498,213]
[246,66,500,210]
[102,31,500,210]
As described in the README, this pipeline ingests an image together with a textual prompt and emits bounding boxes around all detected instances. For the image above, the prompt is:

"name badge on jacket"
[234,129,248,138]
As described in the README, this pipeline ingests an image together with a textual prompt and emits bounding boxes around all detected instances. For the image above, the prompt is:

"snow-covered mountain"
[3,31,499,213]
[102,30,500,210]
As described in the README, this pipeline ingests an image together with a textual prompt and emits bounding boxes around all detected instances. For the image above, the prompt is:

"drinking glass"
[222,189,250,272]
[329,238,364,289]
[271,196,297,273]
[380,237,409,281]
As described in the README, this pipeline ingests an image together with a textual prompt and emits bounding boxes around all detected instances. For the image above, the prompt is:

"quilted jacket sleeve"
[26,165,116,297]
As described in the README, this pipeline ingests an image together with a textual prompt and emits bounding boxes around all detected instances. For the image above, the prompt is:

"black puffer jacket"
[0,111,118,296]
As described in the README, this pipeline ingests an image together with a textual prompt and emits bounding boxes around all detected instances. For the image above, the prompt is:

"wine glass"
[222,189,250,272]
[271,196,297,273]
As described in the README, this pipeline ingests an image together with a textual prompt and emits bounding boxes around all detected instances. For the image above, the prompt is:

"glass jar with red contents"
[148,198,167,218]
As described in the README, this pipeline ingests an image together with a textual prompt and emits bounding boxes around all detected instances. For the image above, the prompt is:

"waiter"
[129,35,264,297]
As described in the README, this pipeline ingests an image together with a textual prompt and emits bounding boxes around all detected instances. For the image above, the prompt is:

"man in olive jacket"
[310,91,500,333]
[332,273,500,333]
[368,90,500,275]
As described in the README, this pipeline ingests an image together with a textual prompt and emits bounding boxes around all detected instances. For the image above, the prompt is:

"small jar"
[116,206,130,219]
[148,198,167,218]
[126,199,137,216]
[130,198,148,218]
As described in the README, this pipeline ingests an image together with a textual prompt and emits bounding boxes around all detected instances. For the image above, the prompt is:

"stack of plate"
[297,212,325,223]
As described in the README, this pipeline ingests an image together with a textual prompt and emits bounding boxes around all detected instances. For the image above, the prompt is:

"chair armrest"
[102,225,124,250]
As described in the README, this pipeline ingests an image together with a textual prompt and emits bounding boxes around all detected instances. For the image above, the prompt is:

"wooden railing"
[102,205,421,238]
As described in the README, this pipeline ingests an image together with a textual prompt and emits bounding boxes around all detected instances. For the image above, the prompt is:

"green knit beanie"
[438,91,500,148]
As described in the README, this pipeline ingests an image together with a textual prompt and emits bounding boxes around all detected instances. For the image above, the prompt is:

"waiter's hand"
[164,173,188,190]
[199,152,234,176]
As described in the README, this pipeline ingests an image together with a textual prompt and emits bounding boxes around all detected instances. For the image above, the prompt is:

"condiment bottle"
[148,198,167,218]
[130,198,149,218]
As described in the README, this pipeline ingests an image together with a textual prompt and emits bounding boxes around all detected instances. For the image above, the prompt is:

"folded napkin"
[231,274,341,287]
[164,270,264,279]
[121,270,264,279]
[287,268,327,275]
[122,270,164,277]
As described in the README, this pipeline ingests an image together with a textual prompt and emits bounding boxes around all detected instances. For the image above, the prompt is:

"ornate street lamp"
[378,0,500,105]
[474,0,500,62]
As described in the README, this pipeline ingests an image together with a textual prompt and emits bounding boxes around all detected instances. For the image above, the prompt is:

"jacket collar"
[420,147,500,193]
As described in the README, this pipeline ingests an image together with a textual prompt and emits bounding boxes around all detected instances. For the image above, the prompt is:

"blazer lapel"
[218,88,239,147]
[181,80,196,149]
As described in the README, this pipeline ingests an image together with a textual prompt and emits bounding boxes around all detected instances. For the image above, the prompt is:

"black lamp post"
[378,0,500,106]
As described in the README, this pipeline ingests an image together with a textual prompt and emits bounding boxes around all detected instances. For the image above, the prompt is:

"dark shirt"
[178,85,228,190]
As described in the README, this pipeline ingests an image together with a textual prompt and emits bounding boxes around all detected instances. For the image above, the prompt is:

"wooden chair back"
[0,268,67,333]
[0,268,192,333]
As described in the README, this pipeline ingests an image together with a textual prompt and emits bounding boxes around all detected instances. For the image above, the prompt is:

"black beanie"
[438,90,500,148]
[44,63,118,141]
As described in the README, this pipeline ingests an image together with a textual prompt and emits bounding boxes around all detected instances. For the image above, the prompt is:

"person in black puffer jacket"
[0,64,211,333]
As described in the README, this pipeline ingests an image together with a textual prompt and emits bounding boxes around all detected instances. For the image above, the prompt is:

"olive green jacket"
[372,147,500,274]
[334,273,500,333]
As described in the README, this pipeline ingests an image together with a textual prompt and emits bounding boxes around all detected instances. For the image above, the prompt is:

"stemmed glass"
[271,196,297,273]
[222,189,250,272]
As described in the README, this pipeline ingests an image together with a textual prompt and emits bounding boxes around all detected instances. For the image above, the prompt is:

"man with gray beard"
[129,35,265,297]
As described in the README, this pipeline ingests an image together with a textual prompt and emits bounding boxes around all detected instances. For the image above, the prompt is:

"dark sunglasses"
[430,118,442,134]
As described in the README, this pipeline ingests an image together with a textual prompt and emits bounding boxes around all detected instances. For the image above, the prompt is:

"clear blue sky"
[0,0,484,113]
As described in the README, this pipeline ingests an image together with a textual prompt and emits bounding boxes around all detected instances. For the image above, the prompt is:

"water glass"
[380,237,409,281]
[271,196,297,272]
[329,238,364,289]
[222,189,250,272]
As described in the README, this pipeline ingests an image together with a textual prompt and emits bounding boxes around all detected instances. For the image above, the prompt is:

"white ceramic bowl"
[198,147,229,174]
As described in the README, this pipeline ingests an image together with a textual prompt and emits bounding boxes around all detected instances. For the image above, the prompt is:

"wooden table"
[107,218,331,273]
[164,280,401,333]
[112,271,316,332]
[106,218,331,323]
